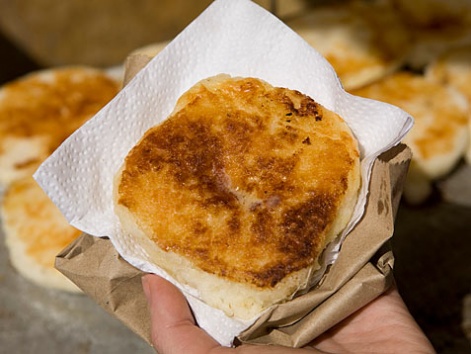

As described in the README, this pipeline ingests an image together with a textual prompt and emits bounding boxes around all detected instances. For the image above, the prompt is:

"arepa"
[350,71,469,204]
[0,66,120,187]
[114,75,361,319]
[1,176,82,292]
[287,0,410,90]
[425,45,471,164]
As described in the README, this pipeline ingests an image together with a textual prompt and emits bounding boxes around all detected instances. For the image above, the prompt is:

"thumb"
[141,274,224,354]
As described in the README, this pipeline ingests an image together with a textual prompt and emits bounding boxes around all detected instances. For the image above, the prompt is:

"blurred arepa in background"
[0,66,120,188]
[426,45,471,165]
[287,0,411,90]
[0,66,120,291]
[350,71,470,205]
[1,176,82,293]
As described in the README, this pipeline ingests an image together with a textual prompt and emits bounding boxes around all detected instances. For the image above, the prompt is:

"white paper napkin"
[34,0,413,346]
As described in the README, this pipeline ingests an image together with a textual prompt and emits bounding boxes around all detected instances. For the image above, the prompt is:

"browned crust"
[117,76,360,288]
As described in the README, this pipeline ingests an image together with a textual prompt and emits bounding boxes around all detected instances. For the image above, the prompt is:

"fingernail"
[142,275,152,306]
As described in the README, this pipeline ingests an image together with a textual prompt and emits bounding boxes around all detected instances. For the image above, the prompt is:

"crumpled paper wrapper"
[34,0,413,347]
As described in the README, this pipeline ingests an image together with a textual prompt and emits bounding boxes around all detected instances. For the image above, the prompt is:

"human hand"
[141,274,435,354]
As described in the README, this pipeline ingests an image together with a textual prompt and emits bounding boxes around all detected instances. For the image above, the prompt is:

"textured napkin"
[34,0,412,346]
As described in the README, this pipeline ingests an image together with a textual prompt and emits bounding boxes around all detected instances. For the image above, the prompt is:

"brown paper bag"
[56,143,411,347]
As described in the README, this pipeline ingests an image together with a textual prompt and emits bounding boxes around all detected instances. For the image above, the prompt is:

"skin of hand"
[141,274,436,354]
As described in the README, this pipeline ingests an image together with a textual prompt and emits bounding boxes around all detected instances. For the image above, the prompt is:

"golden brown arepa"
[114,75,361,319]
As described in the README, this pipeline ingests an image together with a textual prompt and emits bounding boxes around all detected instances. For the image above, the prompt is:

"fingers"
[141,274,435,354]
[141,274,322,354]
[142,274,223,354]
